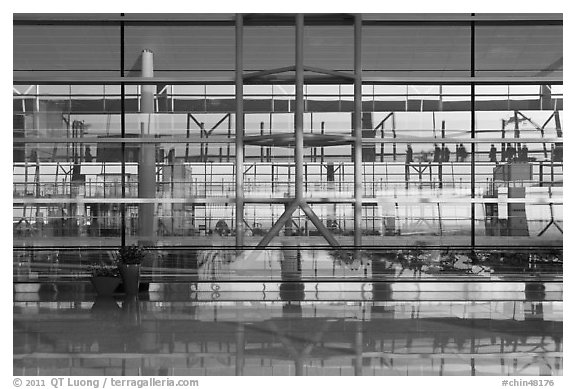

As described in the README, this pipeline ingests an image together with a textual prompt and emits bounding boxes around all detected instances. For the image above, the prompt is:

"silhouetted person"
[433,144,442,162]
[457,143,468,162]
[90,207,100,237]
[156,148,165,163]
[489,144,497,163]
[442,145,450,162]
[405,145,413,163]
[520,144,529,162]
[506,143,516,162]
[84,146,93,162]
[167,148,175,164]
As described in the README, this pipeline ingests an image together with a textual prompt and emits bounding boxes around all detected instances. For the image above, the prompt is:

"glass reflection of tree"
[328,249,363,275]
[378,245,496,277]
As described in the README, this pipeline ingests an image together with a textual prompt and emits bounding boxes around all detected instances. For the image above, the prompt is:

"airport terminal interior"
[13,13,562,376]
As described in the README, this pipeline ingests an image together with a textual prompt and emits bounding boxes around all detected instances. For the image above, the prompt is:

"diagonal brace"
[254,200,341,249]
[243,65,296,81]
[255,201,299,249]
[303,65,355,80]
[207,113,231,136]
[300,201,341,247]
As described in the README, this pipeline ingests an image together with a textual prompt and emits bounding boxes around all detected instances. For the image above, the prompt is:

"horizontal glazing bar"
[13,197,563,205]
[13,76,563,86]
[13,13,563,23]
[17,137,564,144]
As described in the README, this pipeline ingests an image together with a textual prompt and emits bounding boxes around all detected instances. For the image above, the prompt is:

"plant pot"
[91,295,121,314]
[91,276,122,296]
[119,264,141,295]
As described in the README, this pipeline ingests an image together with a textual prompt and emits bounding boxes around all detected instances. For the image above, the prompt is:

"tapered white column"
[139,49,156,243]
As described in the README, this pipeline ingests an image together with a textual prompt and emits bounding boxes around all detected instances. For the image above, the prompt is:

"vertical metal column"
[439,120,445,189]
[139,49,156,244]
[353,14,363,247]
[254,13,339,249]
[470,18,476,248]
[513,111,521,151]
[120,15,126,247]
[295,13,304,203]
[235,14,245,246]
[501,119,506,161]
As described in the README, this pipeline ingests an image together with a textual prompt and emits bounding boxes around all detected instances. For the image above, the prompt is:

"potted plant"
[116,245,148,295]
[89,262,121,297]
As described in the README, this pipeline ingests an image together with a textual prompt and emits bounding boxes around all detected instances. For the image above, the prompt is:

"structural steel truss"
[233,14,364,249]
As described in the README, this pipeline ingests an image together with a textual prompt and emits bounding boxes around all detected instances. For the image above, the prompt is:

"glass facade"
[12,14,564,378]
[13,14,563,251]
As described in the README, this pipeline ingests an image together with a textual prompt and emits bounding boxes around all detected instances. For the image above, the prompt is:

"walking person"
[167,148,175,164]
[506,143,516,162]
[458,143,468,162]
[405,145,413,163]
[433,143,442,163]
[84,146,93,162]
[520,144,529,162]
[442,145,450,162]
[489,144,497,163]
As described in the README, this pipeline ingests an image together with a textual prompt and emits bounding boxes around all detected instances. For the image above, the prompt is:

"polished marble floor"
[14,285,562,376]
[14,247,562,376]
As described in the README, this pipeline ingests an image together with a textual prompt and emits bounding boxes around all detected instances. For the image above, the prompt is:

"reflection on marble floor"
[14,246,562,376]
[14,298,562,376]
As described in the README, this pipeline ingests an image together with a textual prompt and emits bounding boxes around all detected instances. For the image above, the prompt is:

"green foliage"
[116,245,148,265]
[89,263,120,277]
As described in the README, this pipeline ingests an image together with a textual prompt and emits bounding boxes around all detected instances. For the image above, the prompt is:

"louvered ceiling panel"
[362,26,471,71]
[244,26,295,69]
[13,25,120,71]
[304,26,354,70]
[124,26,235,72]
[476,25,562,72]
[13,15,563,79]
